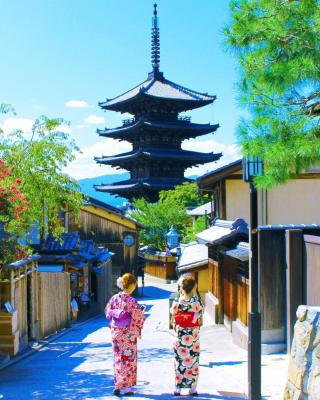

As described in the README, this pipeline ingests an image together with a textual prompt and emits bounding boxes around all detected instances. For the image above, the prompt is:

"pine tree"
[225,0,320,188]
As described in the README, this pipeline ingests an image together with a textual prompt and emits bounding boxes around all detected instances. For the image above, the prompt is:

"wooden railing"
[236,275,249,326]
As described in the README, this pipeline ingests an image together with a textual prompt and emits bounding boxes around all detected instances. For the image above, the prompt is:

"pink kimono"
[105,292,145,390]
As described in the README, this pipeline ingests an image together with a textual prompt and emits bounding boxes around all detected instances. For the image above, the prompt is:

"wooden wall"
[77,209,139,275]
[236,275,249,326]
[145,260,177,281]
[38,272,70,339]
[259,230,287,332]
[95,260,113,312]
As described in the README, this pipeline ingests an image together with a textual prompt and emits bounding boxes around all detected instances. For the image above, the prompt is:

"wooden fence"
[236,275,249,326]
[0,258,38,355]
[38,272,71,338]
[208,257,248,327]
[142,253,177,281]
[286,229,320,351]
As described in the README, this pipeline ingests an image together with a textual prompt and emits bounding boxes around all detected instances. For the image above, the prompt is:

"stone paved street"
[0,278,287,399]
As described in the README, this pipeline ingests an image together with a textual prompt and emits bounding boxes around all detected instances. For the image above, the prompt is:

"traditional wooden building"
[196,159,320,353]
[94,4,221,202]
[75,197,144,283]
[197,159,320,225]
[38,230,113,314]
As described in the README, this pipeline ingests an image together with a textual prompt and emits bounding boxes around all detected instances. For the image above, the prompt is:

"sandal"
[113,389,121,397]
[173,391,181,396]
[123,388,134,396]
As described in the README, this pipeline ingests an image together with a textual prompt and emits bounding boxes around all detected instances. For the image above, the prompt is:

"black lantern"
[242,156,263,183]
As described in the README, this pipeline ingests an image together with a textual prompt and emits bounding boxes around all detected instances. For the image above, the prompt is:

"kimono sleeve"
[170,300,180,316]
[130,299,146,336]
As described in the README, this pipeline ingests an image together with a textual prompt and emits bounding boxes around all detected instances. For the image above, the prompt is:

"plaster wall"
[225,178,320,225]
[197,269,209,302]
[268,179,320,224]
[225,180,250,222]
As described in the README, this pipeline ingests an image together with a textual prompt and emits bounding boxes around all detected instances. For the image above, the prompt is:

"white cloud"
[0,117,34,137]
[183,138,241,177]
[65,100,91,109]
[66,139,132,180]
[57,124,72,135]
[84,114,105,125]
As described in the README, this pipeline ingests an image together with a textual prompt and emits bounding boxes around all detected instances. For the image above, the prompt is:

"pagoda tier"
[99,74,216,115]
[94,4,222,202]
[95,148,221,170]
[97,117,219,144]
[95,177,192,203]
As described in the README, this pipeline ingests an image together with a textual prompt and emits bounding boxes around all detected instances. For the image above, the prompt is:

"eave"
[97,118,219,141]
[95,148,222,167]
[197,159,243,194]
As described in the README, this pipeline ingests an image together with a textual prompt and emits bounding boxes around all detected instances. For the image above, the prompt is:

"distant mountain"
[78,173,198,207]
[78,173,129,207]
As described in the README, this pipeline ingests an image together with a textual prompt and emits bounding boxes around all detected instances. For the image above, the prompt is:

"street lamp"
[242,156,263,400]
[166,226,179,250]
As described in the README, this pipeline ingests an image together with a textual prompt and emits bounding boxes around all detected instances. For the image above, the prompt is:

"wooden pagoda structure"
[95,4,221,202]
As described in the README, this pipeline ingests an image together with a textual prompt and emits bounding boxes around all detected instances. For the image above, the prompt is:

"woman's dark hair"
[181,276,196,294]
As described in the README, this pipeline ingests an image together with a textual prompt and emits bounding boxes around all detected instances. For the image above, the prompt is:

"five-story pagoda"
[95,4,221,202]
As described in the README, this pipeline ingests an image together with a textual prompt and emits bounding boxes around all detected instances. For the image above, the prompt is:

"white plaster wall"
[267,179,320,225]
[225,180,250,222]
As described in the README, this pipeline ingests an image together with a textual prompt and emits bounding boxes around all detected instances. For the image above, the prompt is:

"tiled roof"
[97,119,219,140]
[83,196,146,229]
[178,243,208,272]
[223,242,249,262]
[43,232,79,251]
[99,76,215,109]
[95,177,188,192]
[196,218,248,245]
[197,159,242,183]
[95,148,221,165]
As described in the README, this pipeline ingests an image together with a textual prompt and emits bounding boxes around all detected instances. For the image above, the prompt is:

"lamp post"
[242,156,263,400]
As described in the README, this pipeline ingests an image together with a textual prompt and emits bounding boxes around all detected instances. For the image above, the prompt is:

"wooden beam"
[286,229,303,353]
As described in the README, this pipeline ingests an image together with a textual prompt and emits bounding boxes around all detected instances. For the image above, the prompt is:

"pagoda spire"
[151,3,161,76]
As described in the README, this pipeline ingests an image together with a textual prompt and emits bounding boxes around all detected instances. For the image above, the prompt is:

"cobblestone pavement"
[0,277,287,399]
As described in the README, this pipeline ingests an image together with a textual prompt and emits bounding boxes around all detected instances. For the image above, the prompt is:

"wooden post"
[218,253,224,324]
[286,229,303,353]
[10,269,15,306]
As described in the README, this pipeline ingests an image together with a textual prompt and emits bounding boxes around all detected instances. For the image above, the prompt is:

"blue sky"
[0,0,242,179]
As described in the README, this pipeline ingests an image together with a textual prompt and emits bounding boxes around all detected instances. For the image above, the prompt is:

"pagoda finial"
[151,3,160,73]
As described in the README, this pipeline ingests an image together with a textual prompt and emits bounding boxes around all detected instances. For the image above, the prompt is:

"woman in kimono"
[170,275,203,396]
[105,273,145,397]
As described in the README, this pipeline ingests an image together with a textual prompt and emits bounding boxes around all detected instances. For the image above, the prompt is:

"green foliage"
[131,183,208,250]
[0,110,84,242]
[225,0,320,188]
[183,216,207,243]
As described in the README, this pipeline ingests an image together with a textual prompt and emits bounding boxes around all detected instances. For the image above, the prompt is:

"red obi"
[174,312,198,328]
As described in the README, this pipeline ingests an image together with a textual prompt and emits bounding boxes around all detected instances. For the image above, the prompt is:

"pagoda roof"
[99,76,216,113]
[97,118,219,141]
[94,177,191,194]
[95,148,222,167]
